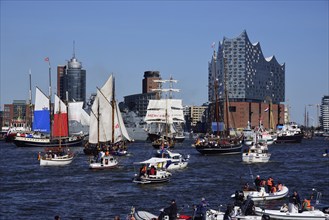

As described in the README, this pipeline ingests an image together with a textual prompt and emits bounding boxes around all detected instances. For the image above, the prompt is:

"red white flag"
[44,57,49,62]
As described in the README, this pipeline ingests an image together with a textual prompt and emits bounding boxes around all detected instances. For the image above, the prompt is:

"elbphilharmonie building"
[208,30,285,129]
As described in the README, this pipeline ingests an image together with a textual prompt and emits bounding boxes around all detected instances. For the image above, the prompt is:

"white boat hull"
[166,161,188,170]
[40,155,74,166]
[89,156,118,169]
[242,153,271,163]
[254,206,329,220]
[232,186,289,201]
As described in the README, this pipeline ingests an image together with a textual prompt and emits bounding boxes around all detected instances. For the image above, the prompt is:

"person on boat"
[277,182,283,191]
[223,204,234,220]
[301,198,312,212]
[289,191,301,208]
[159,199,177,220]
[266,177,274,193]
[149,165,156,175]
[254,175,262,191]
[139,165,147,177]
[194,198,209,220]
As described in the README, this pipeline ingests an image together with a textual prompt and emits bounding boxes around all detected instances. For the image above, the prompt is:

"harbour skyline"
[1,1,328,125]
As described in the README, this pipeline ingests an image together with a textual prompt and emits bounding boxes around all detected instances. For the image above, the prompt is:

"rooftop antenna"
[73,40,76,58]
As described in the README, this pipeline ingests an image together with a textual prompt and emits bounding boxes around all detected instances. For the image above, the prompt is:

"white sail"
[68,101,83,121]
[114,102,131,142]
[54,95,67,114]
[80,109,90,126]
[144,99,185,124]
[68,101,90,126]
[89,74,130,144]
[168,99,185,123]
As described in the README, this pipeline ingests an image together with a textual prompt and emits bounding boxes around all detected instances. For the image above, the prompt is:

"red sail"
[53,113,68,137]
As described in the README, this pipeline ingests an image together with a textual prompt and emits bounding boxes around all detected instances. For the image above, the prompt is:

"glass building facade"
[320,95,329,131]
[208,30,285,104]
[58,56,86,106]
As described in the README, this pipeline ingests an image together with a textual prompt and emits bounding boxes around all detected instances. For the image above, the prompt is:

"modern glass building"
[57,55,86,106]
[209,30,285,104]
[208,30,285,129]
[320,95,329,131]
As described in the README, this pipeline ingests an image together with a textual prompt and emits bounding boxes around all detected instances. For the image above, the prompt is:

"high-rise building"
[208,30,285,129]
[57,54,86,106]
[142,71,161,95]
[320,95,329,131]
[124,71,161,117]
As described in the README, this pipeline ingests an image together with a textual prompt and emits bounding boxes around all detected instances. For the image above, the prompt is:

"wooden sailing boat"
[39,95,74,166]
[83,74,131,157]
[195,50,243,155]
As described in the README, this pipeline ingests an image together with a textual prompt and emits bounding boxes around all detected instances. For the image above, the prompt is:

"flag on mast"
[44,57,49,62]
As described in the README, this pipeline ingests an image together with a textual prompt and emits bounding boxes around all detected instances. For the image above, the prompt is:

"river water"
[1,137,328,219]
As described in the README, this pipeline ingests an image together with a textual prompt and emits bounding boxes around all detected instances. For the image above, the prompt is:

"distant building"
[320,95,329,131]
[2,100,32,129]
[124,92,157,117]
[124,71,161,117]
[57,53,86,106]
[208,30,285,130]
[142,71,161,96]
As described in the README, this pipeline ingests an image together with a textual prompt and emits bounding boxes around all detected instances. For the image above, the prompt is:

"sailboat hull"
[13,136,83,147]
[276,133,303,143]
[148,133,185,143]
[195,142,243,155]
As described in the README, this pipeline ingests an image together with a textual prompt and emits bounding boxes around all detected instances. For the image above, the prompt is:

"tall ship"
[195,50,243,155]
[13,88,83,147]
[144,76,185,147]
[83,74,131,155]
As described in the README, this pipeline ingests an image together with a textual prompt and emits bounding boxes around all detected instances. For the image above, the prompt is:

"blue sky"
[1,1,328,125]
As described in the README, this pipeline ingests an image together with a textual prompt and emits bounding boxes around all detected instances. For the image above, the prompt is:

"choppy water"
[0,137,328,219]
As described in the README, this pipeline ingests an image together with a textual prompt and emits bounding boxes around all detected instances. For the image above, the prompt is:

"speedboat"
[89,154,118,169]
[231,186,289,201]
[254,205,329,220]
[132,157,172,184]
[38,148,74,166]
[242,141,271,163]
[156,149,190,170]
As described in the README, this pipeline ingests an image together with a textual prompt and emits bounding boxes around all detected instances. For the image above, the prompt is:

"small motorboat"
[231,185,289,201]
[156,149,190,170]
[242,141,271,163]
[323,149,329,157]
[254,204,329,220]
[131,206,192,220]
[38,148,74,166]
[89,153,118,170]
[132,157,172,184]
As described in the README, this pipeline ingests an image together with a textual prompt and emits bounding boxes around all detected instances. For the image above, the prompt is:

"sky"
[1,0,328,125]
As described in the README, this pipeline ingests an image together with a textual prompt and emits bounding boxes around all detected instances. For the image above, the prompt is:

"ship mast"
[111,75,115,143]
[28,69,32,130]
[45,57,52,140]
